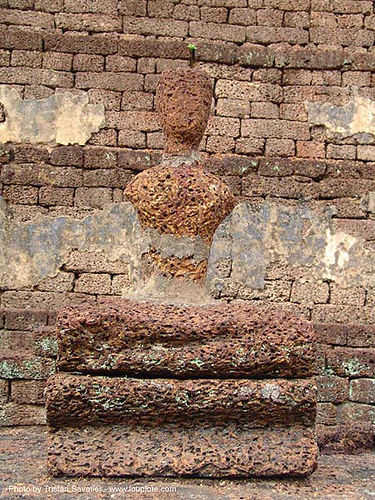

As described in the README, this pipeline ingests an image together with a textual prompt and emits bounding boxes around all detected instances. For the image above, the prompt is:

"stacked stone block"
[46,300,318,477]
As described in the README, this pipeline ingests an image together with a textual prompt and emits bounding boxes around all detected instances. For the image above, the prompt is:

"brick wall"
[1,0,375,450]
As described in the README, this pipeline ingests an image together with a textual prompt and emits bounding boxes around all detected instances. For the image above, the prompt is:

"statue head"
[156,67,212,155]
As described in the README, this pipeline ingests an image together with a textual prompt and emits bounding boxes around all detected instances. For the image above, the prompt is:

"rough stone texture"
[125,161,235,244]
[56,299,316,378]
[47,423,318,478]
[46,373,316,427]
[155,68,212,155]
[0,86,105,145]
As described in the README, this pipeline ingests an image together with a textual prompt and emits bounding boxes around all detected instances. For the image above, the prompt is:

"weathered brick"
[64,0,119,14]
[11,380,46,404]
[44,32,117,55]
[275,48,345,70]
[5,310,47,331]
[215,80,282,102]
[332,219,375,241]
[0,379,8,403]
[34,0,63,12]
[311,0,372,15]
[314,323,347,345]
[0,350,55,380]
[76,72,143,91]
[88,129,117,147]
[264,0,309,9]
[88,89,121,111]
[43,52,72,71]
[326,347,375,377]
[206,136,235,154]
[55,13,122,32]
[0,402,46,425]
[74,273,111,294]
[0,26,42,51]
[1,164,83,188]
[2,185,38,205]
[350,379,375,404]
[257,8,283,26]
[330,284,366,306]
[327,144,356,160]
[189,21,246,43]
[264,138,295,157]
[137,57,156,74]
[64,250,129,274]
[173,4,200,21]
[148,0,174,18]
[291,280,329,305]
[39,186,74,206]
[73,54,104,72]
[246,26,309,44]
[235,137,265,155]
[206,116,240,137]
[316,375,349,403]
[357,145,375,161]
[111,274,131,295]
[296,141,325,159]
[238,44,274,68]
[216,98,250,118]
[201,6,228,23]
[338,403,375,425]
[310,27,373,46]
[83,147,117,169]
[118,0,146,16]
[0,8,54,28]
[121,91,154,111]
[83,169,133,188]
[228,8,257,26]
[119,130,147,148]
[106,111,160,132]
[11,49,42,68]
[241,119,310,140]
[50,146,83,167]
[0,66,73,87]
[106,55,136,73]
[37,272,75,293]
[342,71,371,87]
[123,17,188,37]
[316,402,337,425]
[74,187,112,208]
[284,11,309,28]
[251,102,279,119]
[1,291,96,311]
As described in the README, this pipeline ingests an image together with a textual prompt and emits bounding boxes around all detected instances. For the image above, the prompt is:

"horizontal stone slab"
[46,373,316,427]
[56,299,315,378]
[47,422,318,478]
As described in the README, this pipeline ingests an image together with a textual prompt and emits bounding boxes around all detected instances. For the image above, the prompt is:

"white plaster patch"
[261,383,281,402]
[323,228,357,279]
[0,86,105,145]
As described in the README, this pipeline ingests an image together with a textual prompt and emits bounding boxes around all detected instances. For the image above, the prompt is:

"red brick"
[76,72,143,91]
[44,32,117,55]
[55,13,122,32]
[316,375,349,403]
[74,273,111,294]
[74,187,112,208]
[326,347,375,377]
[314,323,347,345]
[11,380,46,404]
[316,403,337,425]
[0,403,46,425]
[123,17,188,37]
[206,136,235,154]
[11,49,41,68]
[43,52,72,71]
[73,54,104,72]
[265,139,295,157]
[88,129,117,147]
[106,55,136,72]
[82,169,133,188]
[350,379,375,404]
[2,185,38,205]
[39,186,74,207]
[283,69,312,86]
[189,21,246,43]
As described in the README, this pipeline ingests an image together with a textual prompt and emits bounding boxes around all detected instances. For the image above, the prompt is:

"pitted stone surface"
[46,374,316,427]
[56,299,316,378]
[125,161,235,245]
[47,423,318,478]
[156,68,212,155]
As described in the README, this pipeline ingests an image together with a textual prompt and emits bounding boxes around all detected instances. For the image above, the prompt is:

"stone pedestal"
[46,299,318,477]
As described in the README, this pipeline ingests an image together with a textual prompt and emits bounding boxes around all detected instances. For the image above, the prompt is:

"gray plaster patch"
[207,201,373,298]
[0,86,105,145]
[306,95,375,140]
